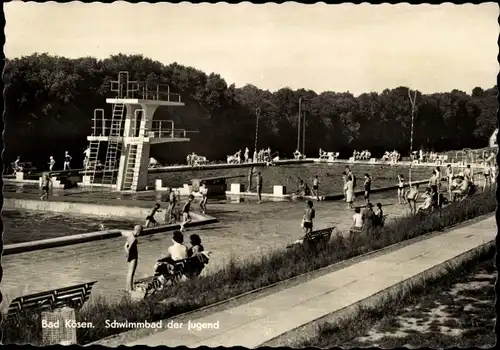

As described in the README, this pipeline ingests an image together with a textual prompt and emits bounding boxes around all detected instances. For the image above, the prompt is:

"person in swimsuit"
[312,175,320,200]
[180,195,194,232]
[302,200,315,235]
[374,203,385,227]
[63,151,72,171]
[48,156,55,172]
[428,170,439,195]
[167,190,177,224]
[256,171,263,203]
[464,164,473,183]
[363,173,371,203]
[446,164,454,196]
[199,182,208,214]
[397,174,406,204]
[406,183,419,215]
[40,173,52,201]
[145,203,162,227]
[483,165,491,190]
[350,207,364,235]
[124,225,142,292]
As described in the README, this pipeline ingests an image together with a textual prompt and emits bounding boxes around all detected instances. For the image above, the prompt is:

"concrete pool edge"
[226,179,431,200]
[2,215,219,256]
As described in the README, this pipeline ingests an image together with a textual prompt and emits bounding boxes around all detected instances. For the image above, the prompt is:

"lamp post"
[302,100,306,157]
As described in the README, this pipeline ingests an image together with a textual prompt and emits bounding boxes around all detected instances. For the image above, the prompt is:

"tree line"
[3,53,497,169]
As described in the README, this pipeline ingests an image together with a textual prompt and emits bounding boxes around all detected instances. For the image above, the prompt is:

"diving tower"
[84,71,191,192]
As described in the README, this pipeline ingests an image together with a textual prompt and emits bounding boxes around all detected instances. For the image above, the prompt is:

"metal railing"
[110,80,182,103]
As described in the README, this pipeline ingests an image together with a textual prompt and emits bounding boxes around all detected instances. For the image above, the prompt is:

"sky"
[4,2,499,95]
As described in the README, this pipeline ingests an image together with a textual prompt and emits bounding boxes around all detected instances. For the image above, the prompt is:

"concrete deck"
[1,190,415,303]
[127,216,495,347]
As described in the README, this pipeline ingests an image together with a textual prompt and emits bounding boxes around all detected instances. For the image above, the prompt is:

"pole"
[297,98,302,152]
[302,101,306,157]
[408,89,417,185]
[254,108,261,156]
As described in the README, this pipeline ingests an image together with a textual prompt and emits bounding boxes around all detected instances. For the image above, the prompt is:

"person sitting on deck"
[159,231,189,263]
[188,234,204,257]
[293,149,302,160]
[350,207,364,235]
[373,203,385,227]
[145,203,162,227]
[180,195,195,232]
[362,203,375,230]
[418,188,433,212]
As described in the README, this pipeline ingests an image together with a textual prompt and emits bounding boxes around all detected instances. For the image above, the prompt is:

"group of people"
[124,225,207,292]
[350,202,386,234]
[352,150,372,161]
[145,184,209,229]
[295,175,321,200]
[186,153,208,166]
[381,150,401,163]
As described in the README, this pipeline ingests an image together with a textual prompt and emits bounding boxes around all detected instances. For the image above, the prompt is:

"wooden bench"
[287,227,334,248]
[7,281,98,320]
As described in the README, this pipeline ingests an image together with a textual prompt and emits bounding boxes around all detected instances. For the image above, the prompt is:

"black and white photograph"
[1,1,498,347]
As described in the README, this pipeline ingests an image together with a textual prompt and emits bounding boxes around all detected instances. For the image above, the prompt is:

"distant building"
[489,129,498,148]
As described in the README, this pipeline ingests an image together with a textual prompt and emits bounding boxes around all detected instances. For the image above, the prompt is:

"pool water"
[2,210,139,244]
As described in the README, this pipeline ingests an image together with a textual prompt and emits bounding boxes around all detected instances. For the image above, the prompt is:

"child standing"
[180,195,194,232]
[406,183,420,215]
[397,174,406,204]
[199,182,208,214]
[40,173,52,201]
[363,173,371,203]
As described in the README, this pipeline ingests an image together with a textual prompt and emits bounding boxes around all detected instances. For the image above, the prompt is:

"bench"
[287,227,334,248]
[7,281,98,320]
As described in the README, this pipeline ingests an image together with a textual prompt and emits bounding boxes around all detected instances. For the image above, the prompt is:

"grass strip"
[1,190,496,345]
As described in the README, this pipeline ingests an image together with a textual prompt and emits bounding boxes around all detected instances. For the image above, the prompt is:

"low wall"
[2,198,216,224]
[3,213,218,256]
[149,159,314,173]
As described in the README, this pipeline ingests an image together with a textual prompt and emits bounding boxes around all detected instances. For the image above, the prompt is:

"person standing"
[40,173,52,201]
[167,190,177,224]
[63,151,72,170]
[256,171,263,203]
[397,174,406,204]
[180,195,194,232]
[199,182,208,214]
[244,147,249,163]
[464,164,473,183]
[48,156,55,171]
[312,175,320,200]
[302,200,315,236]
[363,173,372,203]
[342,171,348,200]
[406,183,420,215]
[483,165,491,190]
[124,225,143,292]
[346,175,354,209]
[446,164,454,197]
[83,147,91,168]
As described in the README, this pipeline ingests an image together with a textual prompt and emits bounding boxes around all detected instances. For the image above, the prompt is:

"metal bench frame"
[7,281,98,320]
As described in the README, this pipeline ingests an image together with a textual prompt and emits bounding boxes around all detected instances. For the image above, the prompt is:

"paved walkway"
[127,216,495,347]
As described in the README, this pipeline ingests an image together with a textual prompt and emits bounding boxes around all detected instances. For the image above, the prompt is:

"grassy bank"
[1,190,496,345]
[296,245,496,348]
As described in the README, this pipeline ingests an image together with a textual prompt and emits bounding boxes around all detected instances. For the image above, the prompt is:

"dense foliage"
[4,53,497,168]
